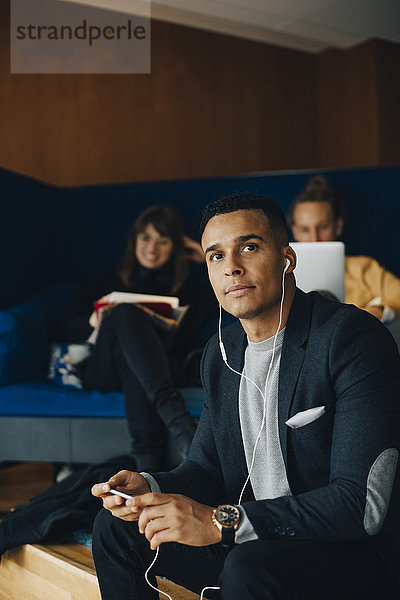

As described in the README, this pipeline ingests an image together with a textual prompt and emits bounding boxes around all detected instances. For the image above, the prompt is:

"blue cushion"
[0,382,205,419]
[0,283,78,386]
[0,280,205,420]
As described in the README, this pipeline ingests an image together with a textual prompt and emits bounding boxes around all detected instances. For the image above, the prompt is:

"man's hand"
[125,492,222,549]
[91,470,150,521]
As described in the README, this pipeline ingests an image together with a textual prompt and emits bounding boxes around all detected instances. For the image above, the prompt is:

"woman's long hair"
[118,205,188,295]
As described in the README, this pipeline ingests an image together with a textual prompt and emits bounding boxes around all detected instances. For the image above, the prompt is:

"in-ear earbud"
[284,258,290,272]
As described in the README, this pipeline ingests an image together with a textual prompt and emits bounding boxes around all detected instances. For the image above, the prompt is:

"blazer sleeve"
[150,336,227,507]
[243,309,400,542]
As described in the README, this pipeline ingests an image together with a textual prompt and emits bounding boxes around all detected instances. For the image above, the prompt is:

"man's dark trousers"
[92,509,398,600]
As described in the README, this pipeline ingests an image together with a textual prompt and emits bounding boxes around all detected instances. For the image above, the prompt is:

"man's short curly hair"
[200,191,289,249]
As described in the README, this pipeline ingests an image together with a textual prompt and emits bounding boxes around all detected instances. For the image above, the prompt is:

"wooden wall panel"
[0,0,317,186]
[316,40,380,168]
[375,40,400,166]
[1,0,398,186]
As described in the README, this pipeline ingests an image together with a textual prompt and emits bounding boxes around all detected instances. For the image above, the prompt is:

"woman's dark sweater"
[54,264,217,361]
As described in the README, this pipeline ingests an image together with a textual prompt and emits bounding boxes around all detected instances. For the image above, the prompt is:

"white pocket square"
[285,406,326,429]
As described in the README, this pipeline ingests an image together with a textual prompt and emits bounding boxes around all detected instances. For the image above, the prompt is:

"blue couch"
[0,281,207,464]
[0,165,399,465]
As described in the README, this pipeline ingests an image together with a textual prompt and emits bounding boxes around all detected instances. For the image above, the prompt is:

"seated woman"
[54,205,217,472]
[288,175,400,323]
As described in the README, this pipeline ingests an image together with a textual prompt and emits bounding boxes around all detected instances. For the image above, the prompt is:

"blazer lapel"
[220,322,249,482]
[278,289,312,470]
[218,291,312,493]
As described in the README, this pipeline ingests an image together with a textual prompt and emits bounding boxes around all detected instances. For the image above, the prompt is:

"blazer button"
[277,526,286,536]
[286,527,296,536]
[269,526,278,535]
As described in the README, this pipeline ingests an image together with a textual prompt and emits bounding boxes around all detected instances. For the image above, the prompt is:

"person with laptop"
[91,192,400,600]
[288,175,400,323]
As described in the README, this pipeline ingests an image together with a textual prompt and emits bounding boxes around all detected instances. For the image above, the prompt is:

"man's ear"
[283,245,296,273]
[335,218,344,238]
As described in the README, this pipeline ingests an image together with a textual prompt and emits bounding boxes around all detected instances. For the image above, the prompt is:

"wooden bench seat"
[0,541,203,600]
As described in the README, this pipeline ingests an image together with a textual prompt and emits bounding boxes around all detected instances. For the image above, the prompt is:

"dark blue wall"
[2,165,399,309]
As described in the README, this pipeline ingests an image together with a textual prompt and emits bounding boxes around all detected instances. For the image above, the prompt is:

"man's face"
[291,201,343,242]
[201,209,286,321]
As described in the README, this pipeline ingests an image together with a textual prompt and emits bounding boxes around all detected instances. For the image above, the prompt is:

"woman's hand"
[91,470,150,522]
[89,294,114,328]
[89,310,101,328]
[184,235,205,264]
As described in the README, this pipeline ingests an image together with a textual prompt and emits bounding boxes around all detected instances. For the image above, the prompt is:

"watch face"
[216,505,239,527]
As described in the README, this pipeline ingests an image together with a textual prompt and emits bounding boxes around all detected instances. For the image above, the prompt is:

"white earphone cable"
[144,547,173,600]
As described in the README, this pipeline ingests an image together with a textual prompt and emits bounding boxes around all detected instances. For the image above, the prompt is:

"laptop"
[289,241,345,302]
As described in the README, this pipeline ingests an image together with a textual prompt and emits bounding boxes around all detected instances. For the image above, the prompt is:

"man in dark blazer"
[92,192,400,600]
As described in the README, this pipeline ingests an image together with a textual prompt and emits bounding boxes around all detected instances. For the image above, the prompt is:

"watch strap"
[220,524,236,547]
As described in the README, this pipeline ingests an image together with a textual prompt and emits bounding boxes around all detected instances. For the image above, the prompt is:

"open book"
[94,291,188,323]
